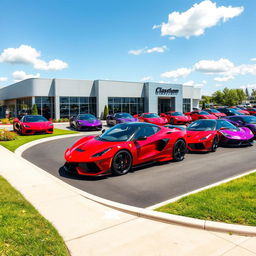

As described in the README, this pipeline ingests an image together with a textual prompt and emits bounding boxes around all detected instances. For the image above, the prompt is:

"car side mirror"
[101,129,105,134]
[136,136,147,141]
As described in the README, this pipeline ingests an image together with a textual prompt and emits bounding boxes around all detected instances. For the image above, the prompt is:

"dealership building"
[0,78,201,119]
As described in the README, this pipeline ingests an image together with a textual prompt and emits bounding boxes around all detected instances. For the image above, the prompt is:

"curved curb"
[16,135,256,237]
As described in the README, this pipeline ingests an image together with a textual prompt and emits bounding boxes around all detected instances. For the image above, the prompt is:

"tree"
[235,89,246,104]
[103,105,109,120]
[245,88,250,99]
[251,89,256,100]
[212,90,224,105]
[31,104,38,115]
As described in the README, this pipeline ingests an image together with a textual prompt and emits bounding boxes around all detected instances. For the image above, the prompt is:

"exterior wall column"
[55,96,60,120]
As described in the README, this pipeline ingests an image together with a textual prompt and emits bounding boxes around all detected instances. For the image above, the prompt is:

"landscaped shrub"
[0,118,13,124]
[31,104,39,115]
[103,105,109,120]
[0,129,17,141]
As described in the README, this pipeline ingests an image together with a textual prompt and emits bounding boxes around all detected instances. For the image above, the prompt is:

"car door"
[132,125,163,164]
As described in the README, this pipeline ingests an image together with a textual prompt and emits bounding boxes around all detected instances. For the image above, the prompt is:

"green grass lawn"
[0,128,78,152]
[156,172,256,226]
[0,176,69,255]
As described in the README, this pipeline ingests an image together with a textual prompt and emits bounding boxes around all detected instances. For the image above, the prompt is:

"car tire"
[111,150,132,176]
[211,136,218,152]
[172,139,186,162]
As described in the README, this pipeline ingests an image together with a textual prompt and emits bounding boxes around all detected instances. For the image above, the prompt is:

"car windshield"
[115,113,133,118]
[97,123,138,142]
[241,116,256,124]
[216,120,239,131]
[170,112,184,116]
[198,111,209,115]
[229,109,241,114]
[23,116,48,122]
[143,113,159,118]
[187,120,216,131]
[209,109,220,113]
[78,114,96,120]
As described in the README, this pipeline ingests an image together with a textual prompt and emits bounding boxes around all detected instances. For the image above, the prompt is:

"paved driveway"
[22,136,256,207]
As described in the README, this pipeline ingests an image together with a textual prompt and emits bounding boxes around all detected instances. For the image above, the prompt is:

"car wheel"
[211,136,218,152]
[172,139,186,162]
[111,150,132,176]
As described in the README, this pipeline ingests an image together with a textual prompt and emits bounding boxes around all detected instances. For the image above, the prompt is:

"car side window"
[135,126,160,139]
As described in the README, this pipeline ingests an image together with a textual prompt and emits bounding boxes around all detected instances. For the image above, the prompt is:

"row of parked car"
[11,111,256,176]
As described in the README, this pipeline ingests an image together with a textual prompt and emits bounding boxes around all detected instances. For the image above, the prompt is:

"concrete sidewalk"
[0,145,256,255]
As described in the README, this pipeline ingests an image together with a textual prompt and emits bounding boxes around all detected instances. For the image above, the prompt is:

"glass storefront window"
[183,98,191,112]
[107,97,144,114]
[60,97,69,104]
[59,97,96,118]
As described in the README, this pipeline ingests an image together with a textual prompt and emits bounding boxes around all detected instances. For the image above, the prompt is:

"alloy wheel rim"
[114,153,131,173]
[174,141,186,160]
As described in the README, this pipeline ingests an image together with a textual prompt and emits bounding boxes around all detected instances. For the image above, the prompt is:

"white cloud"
[240,84,256,89]
[12,70,40,82]
[202,80,207,84]
[154,0,244,39]
[214,75,234,82]
[183,80,195,86]
[129,46,168,55]
[250,58,256,62]
[0,45,68,71]
[141,76,153,81]
[169,36,176,40]
[194,58,234,73]
[0,77,8,82]
[161,67,192,78]
[215,84,224,87]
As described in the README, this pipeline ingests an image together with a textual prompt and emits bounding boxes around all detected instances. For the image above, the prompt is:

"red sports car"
[136,113,168,125]
[229,107,250,115]
[246,108,256,115]
[13,115,54,135]
[160,111,192,124]
[186,111,218,121]
[64,122,186,176]
[204,109,226,118]
[186,119,254,152]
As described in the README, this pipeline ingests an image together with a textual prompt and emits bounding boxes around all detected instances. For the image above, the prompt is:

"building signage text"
[155,87,179,95]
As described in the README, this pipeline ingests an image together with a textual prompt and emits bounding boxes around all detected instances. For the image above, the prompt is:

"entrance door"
[158,98,175,113]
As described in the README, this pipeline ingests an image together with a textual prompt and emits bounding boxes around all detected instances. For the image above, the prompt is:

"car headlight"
[199,134,212,141]
[23,124,30,128]
[221,132,232,137]
[249,130,253,135]
[92,148,112,157]
[49,123,53,126]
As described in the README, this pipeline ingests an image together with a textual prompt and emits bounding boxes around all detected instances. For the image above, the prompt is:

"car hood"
[187,130,215,142]
[213,113,226,117]
[22,121,53,128]
[200,114,218,119]
[144,117,168,125]
[219,127,254,140]
[173,116,191,121]
[116,118,138,122]
[77,119,102,126]
[65,136,128,162]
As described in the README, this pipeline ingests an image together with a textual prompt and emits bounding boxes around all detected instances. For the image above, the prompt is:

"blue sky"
[0,0,256,95]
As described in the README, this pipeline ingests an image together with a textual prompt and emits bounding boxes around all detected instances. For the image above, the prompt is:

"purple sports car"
[69,114,102,131]
[216,119,254,146]
[224,115,256,138]
[106,113,138,126]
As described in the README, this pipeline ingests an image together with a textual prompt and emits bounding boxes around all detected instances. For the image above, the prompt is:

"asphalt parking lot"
[22,135,256,208]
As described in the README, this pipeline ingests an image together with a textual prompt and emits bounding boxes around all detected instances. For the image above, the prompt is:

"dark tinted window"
[241,116,256,124]
[198,111,210,115]
[216,120,238,130]
[170,112,184,116]
[98,123,138,142]
[23,116,48,122]
[143,113,159,118]
[187,120,216,131]
[115,113,133,118]
[134,125,160,139]
[77,114,96,120]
